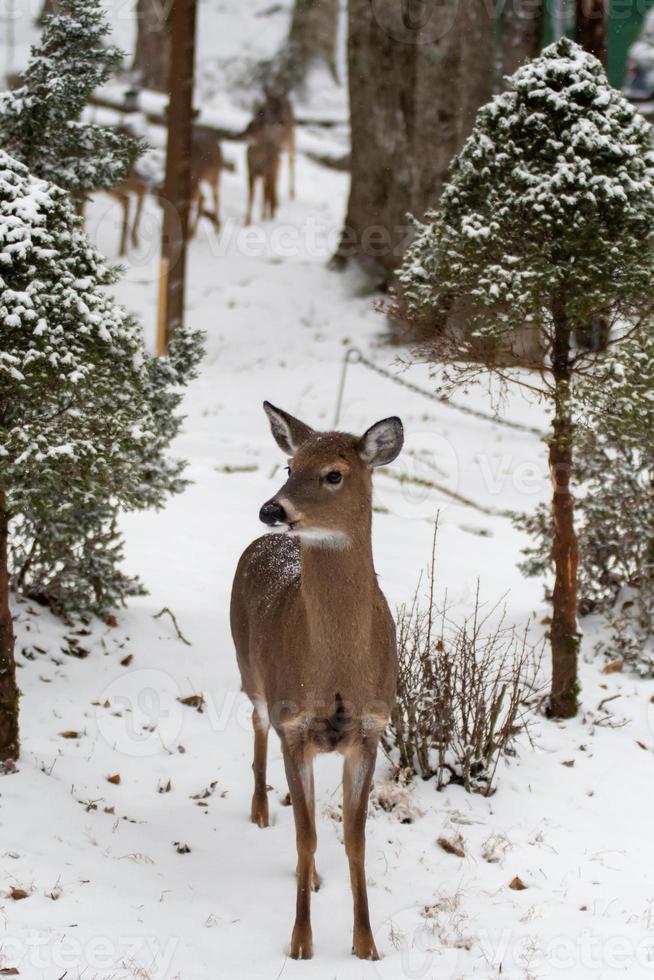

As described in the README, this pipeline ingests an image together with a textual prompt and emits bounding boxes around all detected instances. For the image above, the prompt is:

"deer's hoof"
[290,928,313,960]
[250,797,269,828]
[352,933,379,960]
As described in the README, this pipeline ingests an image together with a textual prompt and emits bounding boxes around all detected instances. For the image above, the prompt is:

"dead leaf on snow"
[106,773,121,785]
[509,876,528,891]
[602,660,624,674]
[437,836,465,858]
[178,694,204,712]
[9,887,30,901]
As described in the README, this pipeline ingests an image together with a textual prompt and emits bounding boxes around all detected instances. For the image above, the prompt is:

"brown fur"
[244,90,296,223]
[230,405,403,960]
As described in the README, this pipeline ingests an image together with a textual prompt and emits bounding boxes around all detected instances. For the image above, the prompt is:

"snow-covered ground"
[2,3,654,979]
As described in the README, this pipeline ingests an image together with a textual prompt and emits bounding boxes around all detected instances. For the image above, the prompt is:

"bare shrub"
[385,523,542,794]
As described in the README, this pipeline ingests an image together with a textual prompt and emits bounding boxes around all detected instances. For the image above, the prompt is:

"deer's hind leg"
[343,736,380,960]
[281,735,319,959]
[250,702,270,828]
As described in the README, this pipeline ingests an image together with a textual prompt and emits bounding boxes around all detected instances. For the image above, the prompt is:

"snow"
[2,8,654,980]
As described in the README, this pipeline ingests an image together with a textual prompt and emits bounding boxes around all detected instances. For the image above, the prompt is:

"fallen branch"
[154,607,192,646]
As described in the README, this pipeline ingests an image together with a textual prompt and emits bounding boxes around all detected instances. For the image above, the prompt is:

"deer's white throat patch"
[293,527,351,549]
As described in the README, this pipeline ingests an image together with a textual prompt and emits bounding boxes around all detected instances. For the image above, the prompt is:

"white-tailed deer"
[231,403,404,960]
[245,125,280,224]
[262,88,296,200]
[243,89,296,223]
[188,124,225,237]
[104,126,227,253]
[109,165,149,257]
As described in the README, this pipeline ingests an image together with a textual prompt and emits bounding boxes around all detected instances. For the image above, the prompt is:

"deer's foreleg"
[288,134,296,200]
[343,738,379,960]
[246,171,255,225]
[211,176,221,231]
[118,194,129,257]
[131,191,145,249]
[250,705,270,828]
[282,737,318,959]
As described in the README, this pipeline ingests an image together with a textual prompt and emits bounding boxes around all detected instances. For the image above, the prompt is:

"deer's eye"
[325,470,342,485]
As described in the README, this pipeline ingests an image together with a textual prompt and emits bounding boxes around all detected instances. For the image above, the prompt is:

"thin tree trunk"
[337,0,495,280]
[459,0,497,141]
[37,0,58,26]
[549,301,579,719]
[575,0,607,66]
[0,489,19,762]
[502,0,544,78]
[132,0,172,93]
[284,0,340,86]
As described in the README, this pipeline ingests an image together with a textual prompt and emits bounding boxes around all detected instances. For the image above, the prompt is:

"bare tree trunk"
[336,0,495,280]
[575,0,607,66]
[283,0,340,86]
[549,301,580,719]
[37,0,58,26]
[459,1,497,141]
[0,489,19,762]
[502,0,543,78]
[132,0,172,93]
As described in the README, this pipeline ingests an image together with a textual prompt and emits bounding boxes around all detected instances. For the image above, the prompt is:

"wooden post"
[575,0,607,66]
[156,0,197,356]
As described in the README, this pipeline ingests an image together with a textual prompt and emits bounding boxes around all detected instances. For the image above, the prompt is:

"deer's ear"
[358,417,404,467]
[263,402,315,455]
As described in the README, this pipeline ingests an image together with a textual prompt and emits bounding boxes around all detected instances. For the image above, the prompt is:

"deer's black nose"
[259,500,287,526]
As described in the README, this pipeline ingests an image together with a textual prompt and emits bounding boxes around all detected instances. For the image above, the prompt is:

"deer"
[261,87,296,201]
[243,88,296,223]
[109,165,149,257]
[230,402,404,961]
[187,124,226,238]
[245,123,281,224]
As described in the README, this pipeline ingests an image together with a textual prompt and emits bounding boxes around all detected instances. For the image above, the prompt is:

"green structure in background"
[543,0,654,87]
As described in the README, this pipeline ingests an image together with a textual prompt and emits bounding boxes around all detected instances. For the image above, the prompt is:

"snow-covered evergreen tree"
[0,0,141,195]
[398,38,654,717]
[517,329,654,674]
[0,151,203,758]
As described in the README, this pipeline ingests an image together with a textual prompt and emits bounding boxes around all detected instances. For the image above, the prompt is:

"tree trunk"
[37,0,58,26]
[502,0,543,78]
[0,489,19,762]
[459,1,497,141]
[284,0,340,86]
[337,0,495,280]
[575,0,607,66]
[132,0,172,93]
[549,302,580,719]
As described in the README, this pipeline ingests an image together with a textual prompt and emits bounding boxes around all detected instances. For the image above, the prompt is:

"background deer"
[108,164,149,257]
[243,88,296,223]
[187,124,226,237]
[230,403,404,960]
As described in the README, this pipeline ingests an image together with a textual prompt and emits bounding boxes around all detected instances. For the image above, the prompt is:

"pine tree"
[0,151,203,758]
[0,0,165,617]
[0,0,141,195]
[517,329,654,674]
[398,38,654,717]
